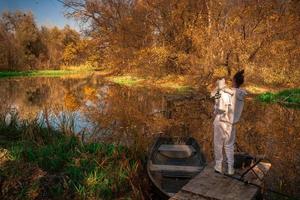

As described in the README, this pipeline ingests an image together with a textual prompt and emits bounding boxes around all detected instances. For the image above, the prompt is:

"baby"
[210,78,233,115]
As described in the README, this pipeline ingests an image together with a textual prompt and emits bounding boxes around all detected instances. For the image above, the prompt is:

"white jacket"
[212,79,247,124]
[214,90,232,115]
[218,88,247,124]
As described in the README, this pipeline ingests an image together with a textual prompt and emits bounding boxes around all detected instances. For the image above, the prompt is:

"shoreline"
[1,69,299,106]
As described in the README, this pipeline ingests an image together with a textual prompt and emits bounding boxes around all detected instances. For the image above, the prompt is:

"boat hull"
[147,137,206,199]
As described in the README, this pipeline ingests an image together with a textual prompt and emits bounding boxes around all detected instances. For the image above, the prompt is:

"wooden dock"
[170,162,271,200]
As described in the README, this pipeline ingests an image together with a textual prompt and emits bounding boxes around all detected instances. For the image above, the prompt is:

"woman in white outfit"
[211,70,247,175]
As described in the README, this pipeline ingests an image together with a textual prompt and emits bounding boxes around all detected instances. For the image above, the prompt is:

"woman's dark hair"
[233,69,245,87]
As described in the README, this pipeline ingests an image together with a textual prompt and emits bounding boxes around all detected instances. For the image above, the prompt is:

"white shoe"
[214,164,222,174]
[228,166,235,175]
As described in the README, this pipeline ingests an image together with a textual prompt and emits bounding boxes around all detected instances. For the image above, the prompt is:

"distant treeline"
[0,11,98,70]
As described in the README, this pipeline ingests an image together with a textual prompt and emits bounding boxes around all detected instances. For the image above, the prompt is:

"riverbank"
[0,116,148,199]
[1,68,299,106]
[0,66,96,79]
[0,67,296,90]
[104,74,300,109]
[257,88,300,108]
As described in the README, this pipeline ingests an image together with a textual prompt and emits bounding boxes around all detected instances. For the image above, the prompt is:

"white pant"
[213,116,236,168]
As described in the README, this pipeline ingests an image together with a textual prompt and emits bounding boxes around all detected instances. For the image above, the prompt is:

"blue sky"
[0,0,79,30]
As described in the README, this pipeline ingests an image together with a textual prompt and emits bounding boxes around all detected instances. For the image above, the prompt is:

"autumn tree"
[0,21,16,69]
[0,11,48,70]
[63,0,300,85]
[0,11,86,70]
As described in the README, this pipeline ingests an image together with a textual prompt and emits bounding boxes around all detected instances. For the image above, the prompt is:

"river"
[0,75,299,198]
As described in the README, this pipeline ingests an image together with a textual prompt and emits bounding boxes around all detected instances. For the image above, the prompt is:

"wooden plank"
[158,144,196,158]
[158,144,195,153]
[170,190,207,200]
[181,166,259,200]
[149,161,202,173]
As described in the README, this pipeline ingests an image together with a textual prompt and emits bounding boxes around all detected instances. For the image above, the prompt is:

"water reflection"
[0,76,299,198]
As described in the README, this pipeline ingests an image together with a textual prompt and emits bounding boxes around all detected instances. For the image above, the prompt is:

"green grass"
[0,69,93,78]
[0,115,145,199]
[2,139,136,199]
[166,84,194,93]
[107,75,194,94]
[257,88,300,109]
[107,75,144,86]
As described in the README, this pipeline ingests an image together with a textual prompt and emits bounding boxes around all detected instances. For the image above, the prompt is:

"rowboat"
[147,137,206,199]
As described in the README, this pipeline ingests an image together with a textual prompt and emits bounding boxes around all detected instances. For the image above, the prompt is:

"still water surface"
[0,75,299,198]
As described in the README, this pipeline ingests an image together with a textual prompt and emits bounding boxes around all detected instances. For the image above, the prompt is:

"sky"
[0,0,79,30]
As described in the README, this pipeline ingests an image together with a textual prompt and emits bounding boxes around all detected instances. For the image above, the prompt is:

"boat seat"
[149,161,202,173]
[167,193,176,197]
[158,144,196,158]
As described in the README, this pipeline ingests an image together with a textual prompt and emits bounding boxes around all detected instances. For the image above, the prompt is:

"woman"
[212,70,247,175]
